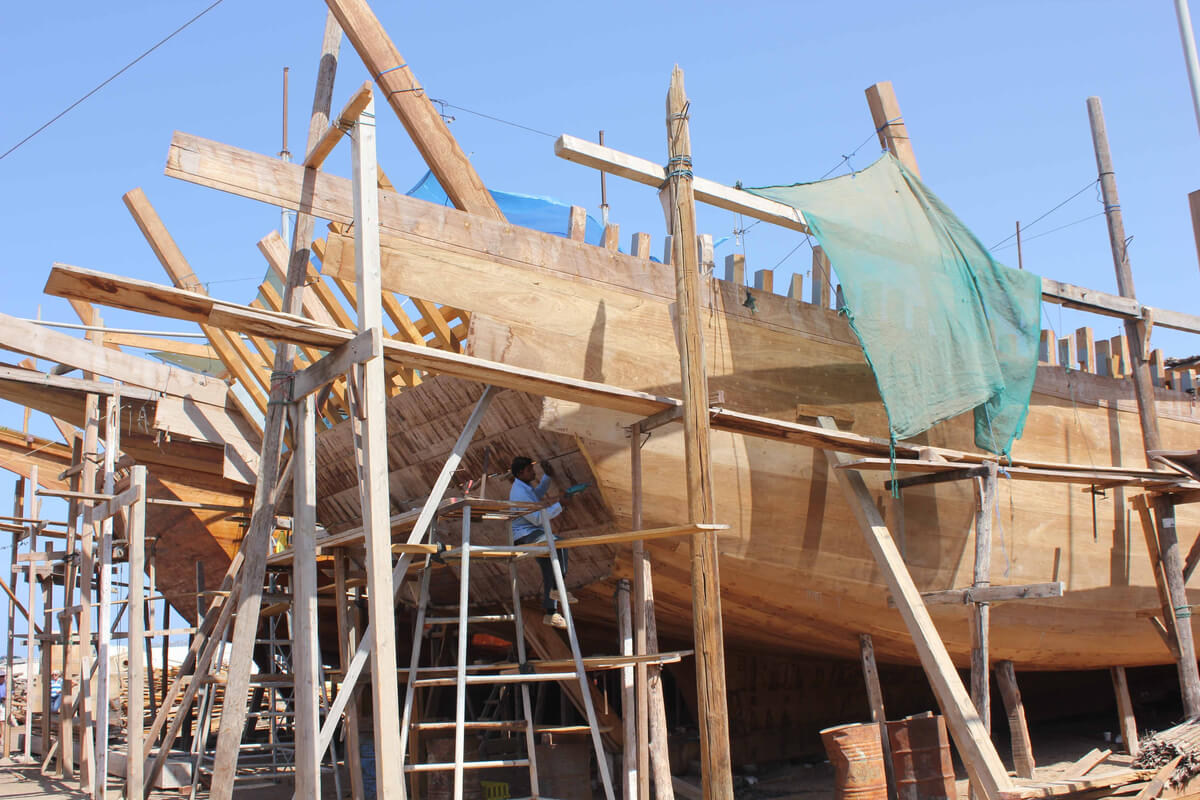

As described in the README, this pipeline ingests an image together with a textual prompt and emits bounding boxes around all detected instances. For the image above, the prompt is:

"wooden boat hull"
[318,223,1200,671]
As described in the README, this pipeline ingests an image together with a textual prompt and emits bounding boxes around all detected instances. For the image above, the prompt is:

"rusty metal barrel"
[885,712,956,800]
[820,722,888,800]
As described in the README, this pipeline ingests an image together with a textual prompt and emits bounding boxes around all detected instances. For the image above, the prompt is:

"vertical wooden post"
[865,81,921,178]
[723,254,745,285]
[811,248,830,309]
[350,94,405,799]
[971,462,997,736]
[209,17,342,800]
[4,477,22,759]
[630,423,674,800]
[24,473,37,764]
[994,661,1035,779]
[78,393,98,794]
[60,436,82,780]
[858,634,897,800]
[617,579,636,800]
[94,394,119,796]
[663,65,733,800]
[1087,96,1200,717]
[126,465,146,800]
[333,549,364,800]
[1110,666,1139,756]
[293,396,321,799]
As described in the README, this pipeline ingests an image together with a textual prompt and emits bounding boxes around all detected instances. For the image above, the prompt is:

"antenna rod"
[599,130,609,227]
[281,67,291,159]
[1176,0,1200,136]
[1015,221,1024,270]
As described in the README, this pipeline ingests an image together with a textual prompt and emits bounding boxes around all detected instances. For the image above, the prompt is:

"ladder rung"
[425,614,516,624]
[413,672,578,688]
[405,759,530,773]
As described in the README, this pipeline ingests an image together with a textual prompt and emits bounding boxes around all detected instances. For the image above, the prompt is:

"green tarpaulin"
[748,153,1042,456]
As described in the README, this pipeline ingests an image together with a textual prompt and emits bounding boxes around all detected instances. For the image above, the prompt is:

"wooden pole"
[1110,666,1139,757]
[24,473,37,764]
[663,65,733,800]
[4,477,22,759]
[126,465,146,800]
[994,661,1035,779]
[617,579,636,800]
[865,82,921,178]
[630,423,673,800]
[78,394,98,794]
[349,93,406,800]
[971,462,997,736]
[858,634,897,800]
[93,394,119,796]
[59,436,81,779]
[333,549,364,800]
[1087,96,1200,717]
[293,396,321,800]
[208,17,341,800]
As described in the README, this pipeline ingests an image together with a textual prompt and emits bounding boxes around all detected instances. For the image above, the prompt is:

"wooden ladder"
[398,502,617,800]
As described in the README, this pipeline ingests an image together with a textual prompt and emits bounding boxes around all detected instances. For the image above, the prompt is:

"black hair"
[510,456,533,478]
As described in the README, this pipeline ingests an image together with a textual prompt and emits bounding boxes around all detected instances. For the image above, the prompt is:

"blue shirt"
[509,474,562,542]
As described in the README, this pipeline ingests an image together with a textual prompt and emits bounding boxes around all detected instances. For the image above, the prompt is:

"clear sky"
[1,1,1199,651]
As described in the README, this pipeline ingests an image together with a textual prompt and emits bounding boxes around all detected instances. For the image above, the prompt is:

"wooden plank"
[1076,327,1096,373]
[0,308,227,406]
[894,582,1066,607]
[291,328,380,399]
[865,81,921,178]
[324,0,503,220]
[664,67,733,800]
[98,332,218,359]
[1111,666,1139,757]
[555,134,808,232]
[819,416,1012,800]
[126,466,146,800]
[293,397,321,799]
[1132,754,1182,800]
[334,549,365,800]
[303,80,373,168]
[83,483,144,527]
[1066,748,1112,779]
[995,661,1036,779]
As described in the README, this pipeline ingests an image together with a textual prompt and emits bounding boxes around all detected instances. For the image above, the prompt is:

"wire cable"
[989,179,1098,250]
[0,0,229,163]
[429,99,556,139]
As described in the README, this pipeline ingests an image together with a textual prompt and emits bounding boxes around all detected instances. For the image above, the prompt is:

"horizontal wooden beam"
[555,134,808,233]
[303,81,373,168]
[556,135,1200,337]
[889,582,1066,607]
[84,483,144,527]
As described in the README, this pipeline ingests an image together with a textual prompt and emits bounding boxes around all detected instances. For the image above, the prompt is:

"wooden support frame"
[819,417,1012,800]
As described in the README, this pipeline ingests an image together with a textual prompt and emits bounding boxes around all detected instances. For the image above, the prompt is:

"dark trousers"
[516,532,568,613]
[536,550,569,613]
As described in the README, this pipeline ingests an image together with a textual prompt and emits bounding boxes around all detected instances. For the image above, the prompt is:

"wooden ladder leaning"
[399,500,617,800]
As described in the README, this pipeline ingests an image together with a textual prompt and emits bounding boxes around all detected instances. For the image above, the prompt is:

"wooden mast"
[663,65,733,800]
[1087,96,1200,718]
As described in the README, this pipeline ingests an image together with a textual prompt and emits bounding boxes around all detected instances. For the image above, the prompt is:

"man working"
[509,456,576,629]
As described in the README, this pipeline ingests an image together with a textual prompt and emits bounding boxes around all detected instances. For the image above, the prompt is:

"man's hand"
[541,459,556,478]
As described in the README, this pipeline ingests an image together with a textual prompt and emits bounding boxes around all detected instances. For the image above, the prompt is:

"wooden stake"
[994,661,1035,779]
[859,634,897,800]
[663,65,734,800]
[293,396,321,799]
[1110,666,1139,757]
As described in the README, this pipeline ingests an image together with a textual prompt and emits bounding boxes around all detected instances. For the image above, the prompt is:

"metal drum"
[886,712,957,800]
[820,722,889,800]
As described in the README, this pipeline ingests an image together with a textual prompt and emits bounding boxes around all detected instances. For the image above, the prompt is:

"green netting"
[747,153,1042,456]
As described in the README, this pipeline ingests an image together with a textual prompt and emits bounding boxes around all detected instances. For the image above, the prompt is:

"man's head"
[510,456,535,484]
[51,671,61,679]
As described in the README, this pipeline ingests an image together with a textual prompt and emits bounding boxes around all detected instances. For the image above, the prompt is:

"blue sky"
[1,1,1199,649]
